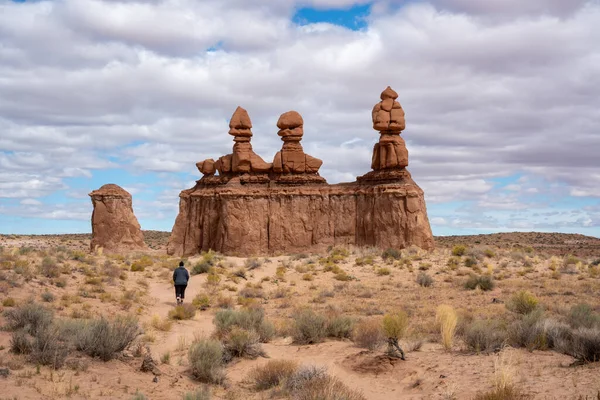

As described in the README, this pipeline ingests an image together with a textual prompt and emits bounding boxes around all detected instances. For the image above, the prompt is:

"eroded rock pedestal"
[89,184,147,253]
[168,88,433,256]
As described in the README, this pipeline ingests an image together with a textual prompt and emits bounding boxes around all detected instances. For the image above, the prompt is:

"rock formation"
[168,87,434,256]
[272,111,325,184]
[89,184,147,253]
[358,86,409,182]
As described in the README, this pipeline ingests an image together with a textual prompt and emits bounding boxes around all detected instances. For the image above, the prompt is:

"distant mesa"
[167,86,434,256]
[89,184,147,253]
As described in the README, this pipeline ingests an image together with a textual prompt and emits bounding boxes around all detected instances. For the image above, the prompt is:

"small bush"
[41,291,55,303]
[10,329,32,354]
[192,261,212,275]
[508,309,547,350]
[352,319,385,351]
[464,275,495,291]
[464,257,478,268]
[290,374,366,400]
[436,305,457,351]
[188,338,225,384]
[74,316,139,361]
[473,385,531,400]
[568,304,600,329]
[192,293,211,310]
[213,307,275,343]
[382,311,409,340]
[30,324,69,369]
[416,272,433,287]
[452,245,467,257]
[569,327,600,362]
[169,304,197,320]
[223,327,263,359]
[506,291,539,315]
[40,257,60,278]
[4,302,54,335]
[249,359,298,390]
[183,387,211,400]
[463,319,508,353]
[376,267,391,276]
[326,315,354,339]
[292,309,327,344]
[2,297,16,307]
[245,258,263,270]
[151,315,173,331]
[382,248,401,260]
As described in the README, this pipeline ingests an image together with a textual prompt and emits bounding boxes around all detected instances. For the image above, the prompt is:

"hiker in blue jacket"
[173,261,190,305]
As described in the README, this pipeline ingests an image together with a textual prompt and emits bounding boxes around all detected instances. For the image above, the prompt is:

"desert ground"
[0,231,599,400]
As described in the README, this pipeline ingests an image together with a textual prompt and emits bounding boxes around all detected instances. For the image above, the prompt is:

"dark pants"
[175,285,187,300]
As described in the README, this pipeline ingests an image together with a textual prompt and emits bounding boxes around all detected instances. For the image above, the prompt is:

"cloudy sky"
[1,0,599,237]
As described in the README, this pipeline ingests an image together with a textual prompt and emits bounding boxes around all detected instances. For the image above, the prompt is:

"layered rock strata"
[168,89,433,256]
[89,184,147,253]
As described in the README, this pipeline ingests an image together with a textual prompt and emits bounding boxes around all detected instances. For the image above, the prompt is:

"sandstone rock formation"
[89,184,147,253]
[358,86,409,182]
[272,111,325,184]
[168,87,433,256]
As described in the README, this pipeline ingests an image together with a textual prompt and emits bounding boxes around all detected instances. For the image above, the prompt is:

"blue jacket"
[173,266,189,286]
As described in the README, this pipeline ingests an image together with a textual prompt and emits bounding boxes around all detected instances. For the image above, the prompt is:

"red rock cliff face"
[167,88,434,256]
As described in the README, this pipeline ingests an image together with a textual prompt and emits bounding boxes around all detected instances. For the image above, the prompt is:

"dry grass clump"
[352,318,386,351]
[131,255,153,272]
[473,385,531,400]
[289,371,366,400]
[452,245,467,256]
[249,359,298,390]
[188,338,225,384]
[150,314,173,331]
[245,257,263,270]
[506,291,539,315]
[381,248,402,261]
[436,305,457,350]
[168,304,197,320]
[192,293,211,310]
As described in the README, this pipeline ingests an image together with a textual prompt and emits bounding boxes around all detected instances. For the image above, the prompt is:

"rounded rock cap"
[380,86,398,100]
[89,184,131,198]
[277,111,303,130]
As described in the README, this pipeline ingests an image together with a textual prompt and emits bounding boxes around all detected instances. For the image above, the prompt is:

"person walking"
[173,261,190,305]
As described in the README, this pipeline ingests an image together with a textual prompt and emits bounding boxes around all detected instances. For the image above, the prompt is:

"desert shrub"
[74,316,139,361]
[223,327,263,359]
[463,319,508,353]
[245,258,263,270]
[192,293,211,310]
[151,315,173,331]
[205,272,221,289]
[508,309,547,350]
[473,385,531,400]
[436,305,457,350]
[376,267,391,276]
[40,257,60,278]
[506,291,539,315]
[382,311,409,340]
[4,302,54,335]
[188,338,225,383]
[192,261,212,275]
[290,373,366,400]
[169,304,196,320]
[381,248,401,260]
[10,329,33,354]
[326,315,354,339]
[249,359,298,390]
[452,245,467,256]
[292,309,328,344]
[334,271,352,281]
[569,327,600,362]
[41,291,55,303]
[30,324,70,369]
[131,255,153,272]
[416,272,433,287]
[568,304,600,329]
[239,284,265,299]
[132,392,148,400]
[464,275,495,291]
[352,319,385,351]
[2,297,16,307]
[464,256,478,268]
[214,295,235,309]
[484,248,496,258]
[183,387,211,400]
[214,307,274,343]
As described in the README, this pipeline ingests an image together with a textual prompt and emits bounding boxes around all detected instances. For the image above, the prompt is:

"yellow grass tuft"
[436,304,457,351]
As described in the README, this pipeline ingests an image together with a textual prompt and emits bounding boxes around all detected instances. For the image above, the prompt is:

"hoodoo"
[89,184,147,253]
[167,87,434,256]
